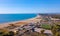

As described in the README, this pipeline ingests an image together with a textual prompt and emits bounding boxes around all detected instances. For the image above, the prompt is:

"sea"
[0,14,37,24]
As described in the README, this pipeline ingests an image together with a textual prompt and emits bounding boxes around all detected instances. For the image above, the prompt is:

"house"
[44,30,53,36]
[34,28,45,33]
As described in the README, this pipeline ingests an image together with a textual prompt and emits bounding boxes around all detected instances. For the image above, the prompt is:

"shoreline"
[0,15,41,29]
[0,16,37,24]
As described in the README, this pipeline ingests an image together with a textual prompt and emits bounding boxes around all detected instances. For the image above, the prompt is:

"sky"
[0,0,60,14]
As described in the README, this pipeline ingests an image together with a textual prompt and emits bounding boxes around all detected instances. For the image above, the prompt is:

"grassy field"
[41,24,51,29]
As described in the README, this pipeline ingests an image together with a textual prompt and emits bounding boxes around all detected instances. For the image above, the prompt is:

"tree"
[40,30,46,36]
[8,31,14,36]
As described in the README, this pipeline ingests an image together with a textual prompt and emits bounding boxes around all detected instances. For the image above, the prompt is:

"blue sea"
[0,14,37,24]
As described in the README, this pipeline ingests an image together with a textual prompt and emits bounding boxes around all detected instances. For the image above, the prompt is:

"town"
[0,14,60,36]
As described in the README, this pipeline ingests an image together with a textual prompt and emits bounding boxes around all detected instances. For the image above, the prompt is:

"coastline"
[0,15,41,29]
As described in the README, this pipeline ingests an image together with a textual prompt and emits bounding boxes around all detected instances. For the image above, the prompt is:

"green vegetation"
[41,24,51,29]
[0,29,15,36]
[51,24,60,36]
[0,29,8,36]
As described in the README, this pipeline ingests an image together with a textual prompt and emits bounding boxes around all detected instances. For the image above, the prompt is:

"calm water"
[0,14,37,23]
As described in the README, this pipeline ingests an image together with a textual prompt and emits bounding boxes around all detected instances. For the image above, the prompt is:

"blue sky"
[0,0,60,14]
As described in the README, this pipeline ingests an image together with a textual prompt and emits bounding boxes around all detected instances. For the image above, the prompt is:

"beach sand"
[0,16,41,29]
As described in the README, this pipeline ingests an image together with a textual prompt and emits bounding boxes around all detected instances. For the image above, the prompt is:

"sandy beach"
[0,15,41,29]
